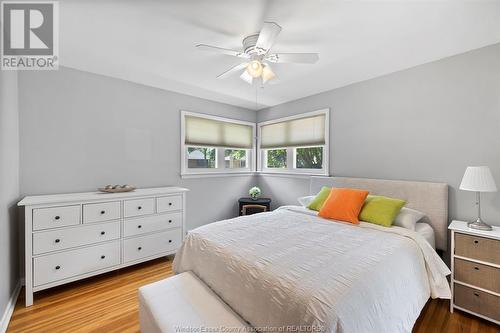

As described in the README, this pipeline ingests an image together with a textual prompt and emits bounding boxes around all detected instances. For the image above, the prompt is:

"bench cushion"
[139,271,248,333]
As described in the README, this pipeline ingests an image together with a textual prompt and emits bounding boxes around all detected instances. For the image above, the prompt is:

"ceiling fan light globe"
[247,60,263,78]
[262,64,276,83]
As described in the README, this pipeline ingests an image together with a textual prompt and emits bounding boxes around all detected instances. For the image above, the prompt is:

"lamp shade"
[459,166,497,192]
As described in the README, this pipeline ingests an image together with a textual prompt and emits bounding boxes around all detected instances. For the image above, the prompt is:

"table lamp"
[459,166,497,231]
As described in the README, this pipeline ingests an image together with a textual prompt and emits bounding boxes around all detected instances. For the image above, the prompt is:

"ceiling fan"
[196,22,319,85]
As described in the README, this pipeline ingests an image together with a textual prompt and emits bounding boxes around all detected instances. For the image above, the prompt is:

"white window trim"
[257,108,330,176]
[180,110,257,178]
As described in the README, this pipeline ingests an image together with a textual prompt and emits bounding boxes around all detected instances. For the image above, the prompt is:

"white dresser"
[18,187,188,307]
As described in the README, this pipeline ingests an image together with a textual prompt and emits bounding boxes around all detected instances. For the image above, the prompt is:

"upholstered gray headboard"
[310,176,449,251]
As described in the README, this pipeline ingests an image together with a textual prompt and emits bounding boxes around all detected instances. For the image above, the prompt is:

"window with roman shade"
[185,115,253,149]
[181,111,256,176]
[260,114,326,148]
[258,109,329,175]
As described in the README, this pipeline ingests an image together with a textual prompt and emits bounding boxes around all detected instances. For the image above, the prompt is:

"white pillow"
[297,195,315,207]
[393,207,426,230]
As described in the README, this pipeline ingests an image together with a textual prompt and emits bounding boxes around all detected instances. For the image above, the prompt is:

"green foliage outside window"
[296,147,323,169]
[266,149,287,168]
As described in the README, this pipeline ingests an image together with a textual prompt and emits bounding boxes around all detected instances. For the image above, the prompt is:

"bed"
[173,177,451,333]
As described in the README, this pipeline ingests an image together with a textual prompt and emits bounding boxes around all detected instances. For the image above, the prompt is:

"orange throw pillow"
[318,188,369,224]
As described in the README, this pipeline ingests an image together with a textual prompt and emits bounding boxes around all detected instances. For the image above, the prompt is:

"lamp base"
[468,218,493,231]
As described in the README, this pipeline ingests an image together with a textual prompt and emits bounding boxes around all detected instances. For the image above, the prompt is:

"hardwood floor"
[7,257,499,333]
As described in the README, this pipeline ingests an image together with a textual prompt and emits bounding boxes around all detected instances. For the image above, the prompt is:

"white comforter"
[173,206,451,333]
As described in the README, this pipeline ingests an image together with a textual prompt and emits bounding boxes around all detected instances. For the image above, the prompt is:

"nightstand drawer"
[455,233,500,265]
[454,258,500,294]
[454,284,500,321]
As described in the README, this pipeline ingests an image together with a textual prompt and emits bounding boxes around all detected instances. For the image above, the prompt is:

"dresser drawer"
[33,205,81,230]
[123,212,182,237]
[454,284,500,321]
[33,241,120,286]
[33,221,120,255]
[455,233,500,265]
[455,258,500,294]
[124,198,155,218]
[123,229,182,263]
[157,195,182,213]
[83,201,120,223]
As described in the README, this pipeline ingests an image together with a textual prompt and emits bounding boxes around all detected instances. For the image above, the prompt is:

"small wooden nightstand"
[449,220,500,324]
[238,197,271,216]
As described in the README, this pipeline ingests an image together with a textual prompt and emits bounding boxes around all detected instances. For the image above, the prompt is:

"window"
[225,149,247,168]
[258,109,329,175]
[187,147,216,168]
[181,111,256,176]
[295,146,323,169]
[265,149,287,168]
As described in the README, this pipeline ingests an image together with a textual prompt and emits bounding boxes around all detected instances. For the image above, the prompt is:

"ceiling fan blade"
[266,53,319,64]
[240,70,253,84]
[217,63,248,79]
[255,22,282,53]
[196,44,249,58]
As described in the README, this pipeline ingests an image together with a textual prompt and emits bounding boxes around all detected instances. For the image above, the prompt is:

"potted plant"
[249,186,261,200]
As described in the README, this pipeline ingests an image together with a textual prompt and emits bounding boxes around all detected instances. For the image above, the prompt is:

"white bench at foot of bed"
[139,271,249,333]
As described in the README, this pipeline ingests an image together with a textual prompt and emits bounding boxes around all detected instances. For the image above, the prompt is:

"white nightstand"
[449,220,500,324]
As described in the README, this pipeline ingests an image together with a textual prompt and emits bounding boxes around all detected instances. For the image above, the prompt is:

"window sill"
[256,171,329,179]
[180,171,257,179]
[181,171,329,179]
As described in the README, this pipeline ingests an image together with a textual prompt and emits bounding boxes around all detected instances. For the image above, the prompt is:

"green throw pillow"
[359,195,406,227]
[307,186,331,211]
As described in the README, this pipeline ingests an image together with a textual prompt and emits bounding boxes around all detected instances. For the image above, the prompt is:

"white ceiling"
[60,0,500,110]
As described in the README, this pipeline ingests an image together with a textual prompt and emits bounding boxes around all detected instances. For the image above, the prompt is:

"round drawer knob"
[138,225,142,229]
[474,292,480,297]
[474,267,479,270]
[138,247,142,251]
[474,240,479,244]
[55,239,60,243]
[100,210,106,215]
[168,203,172,206]
[169,240,172,243]
[138,206,142,210]
[101,255,106,259]
[54,216,60,220]
[55,265,61,270]
[101,231,106,235]
[168,220,172,223]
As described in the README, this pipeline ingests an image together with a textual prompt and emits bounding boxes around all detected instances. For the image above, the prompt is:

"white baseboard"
[0,281,21,333]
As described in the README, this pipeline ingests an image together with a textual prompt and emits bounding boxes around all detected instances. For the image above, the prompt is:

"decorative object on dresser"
[98,184,136,193]
[18,186,189,307]
[459,166,497,231]
[238,197,271,216]
[449,220,500,324]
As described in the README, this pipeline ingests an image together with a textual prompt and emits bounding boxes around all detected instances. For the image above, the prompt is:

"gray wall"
[0,71,20,320]
[257,43,500,227]
[18,67,257,230]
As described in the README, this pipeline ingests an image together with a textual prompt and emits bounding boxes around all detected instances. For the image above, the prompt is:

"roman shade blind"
[260,114,326,148]
[185,115,253,149]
